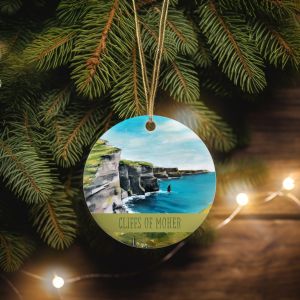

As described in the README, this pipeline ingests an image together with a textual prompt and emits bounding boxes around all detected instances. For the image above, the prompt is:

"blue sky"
[100,116,215,171]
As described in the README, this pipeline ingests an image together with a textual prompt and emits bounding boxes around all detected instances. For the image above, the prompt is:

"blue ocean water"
[123,172,216,213]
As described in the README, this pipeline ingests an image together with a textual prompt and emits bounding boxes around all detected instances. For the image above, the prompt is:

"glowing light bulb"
[282,177,295,191]
[236,193,249,206]
[52,275,64,289]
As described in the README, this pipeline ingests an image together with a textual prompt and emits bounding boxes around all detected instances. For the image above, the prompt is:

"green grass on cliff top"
[84,141,154,186]
[86,140,120,164]
[84,140,120,185]
[120,159,153,167]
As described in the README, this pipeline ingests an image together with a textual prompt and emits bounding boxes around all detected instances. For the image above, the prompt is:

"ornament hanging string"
[132,0,170,122]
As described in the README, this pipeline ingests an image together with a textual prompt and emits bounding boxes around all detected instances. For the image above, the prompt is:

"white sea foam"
[122,189,177,212]
[123,195,144,204]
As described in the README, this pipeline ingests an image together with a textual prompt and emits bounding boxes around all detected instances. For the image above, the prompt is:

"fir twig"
[30,185,77,249]
[0,134,54,203]
[0,232,35,272]
[161,56,200,103]
[198,1,267,93]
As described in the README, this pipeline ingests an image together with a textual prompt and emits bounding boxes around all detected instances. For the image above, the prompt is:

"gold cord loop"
[132,0,170,120]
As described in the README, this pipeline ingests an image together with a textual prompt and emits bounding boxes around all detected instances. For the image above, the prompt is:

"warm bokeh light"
[282,177,295,191]
[52,275,65,289]
[236,193,249,206]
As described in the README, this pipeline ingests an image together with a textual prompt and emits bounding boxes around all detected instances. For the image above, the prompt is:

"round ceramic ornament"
[83,115,216,249]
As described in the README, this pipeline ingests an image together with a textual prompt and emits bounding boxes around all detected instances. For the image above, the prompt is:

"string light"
[52,275,65,289]
[217,176,298,229]
[216,192,250,229]
[1,176,297,297]
[282,177,295,191]
[236,193,249,206]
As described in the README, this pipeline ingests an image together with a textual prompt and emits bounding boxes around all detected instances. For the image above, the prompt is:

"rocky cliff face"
[84,141,209,213]
[153,167,209,178]
[85,150,124,213]
[84,145,159,213]
[180,169,209,175]
[153,167,181,178]
[119,162,159,195]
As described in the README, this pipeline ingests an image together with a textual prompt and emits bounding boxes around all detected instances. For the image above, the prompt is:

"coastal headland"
[84,140,210,213]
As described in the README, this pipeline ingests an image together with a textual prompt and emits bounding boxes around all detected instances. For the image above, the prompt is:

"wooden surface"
[1,84,300,299]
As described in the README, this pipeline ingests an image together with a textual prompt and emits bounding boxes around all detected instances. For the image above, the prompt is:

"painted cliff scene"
[83,116,216,216]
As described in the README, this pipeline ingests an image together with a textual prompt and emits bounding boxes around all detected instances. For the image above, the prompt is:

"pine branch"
[160,56,200,103]
[30,185,77,249]
[194,34,212,68]
[220,0,300,19]
[24,27,76,71]
[57,0,90,25]
[0,133,54,203]
[3,96,46,147]
[172,101,236,152]
[152,6,198,56]
[197,1,266,93]
[11,109,45,152]
[0,54,44,105]
[3,97,49,156]
[141,9,177,62]
[253,20,300,69]
[50,103,106,167]
[71,0,131,99]
[112,43,147,118]
[40,86,71,122]
[0,232,35,272]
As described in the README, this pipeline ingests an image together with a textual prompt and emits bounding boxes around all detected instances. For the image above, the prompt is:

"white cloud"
[100,116,215,171]
[157,119,187,133]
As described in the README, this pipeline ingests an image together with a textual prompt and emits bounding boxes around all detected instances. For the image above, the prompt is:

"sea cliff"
[119,160,159,195]
[84,140,210,213]
[84,147,124,213]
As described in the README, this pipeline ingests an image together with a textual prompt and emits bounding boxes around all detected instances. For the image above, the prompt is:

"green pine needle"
[24,27,76,71]
[11,110,45,152]
[112,43,147,118]
[50,104,106,167]
[0,133,54,203]
[57,0,90,25]
[253,20,300,69]
[0,232,35,272]
[40,86,72,122]
[161,56,200,103]
[194,34,212,68]
[71,0,131,99]
[30,185,77,249]
[219,0,300,19]
[141,8,177,62]
[198,1,267,93]
[152,6,198,56]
